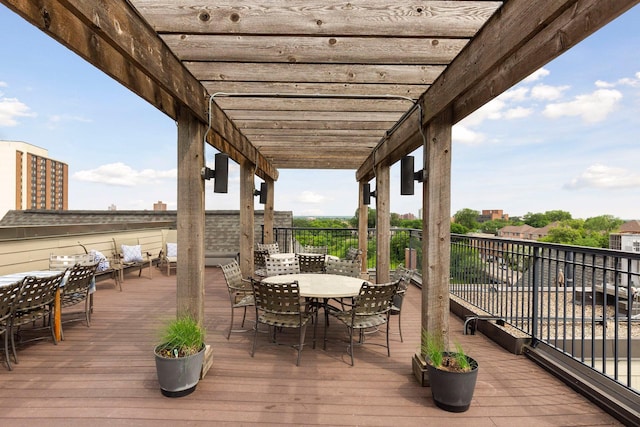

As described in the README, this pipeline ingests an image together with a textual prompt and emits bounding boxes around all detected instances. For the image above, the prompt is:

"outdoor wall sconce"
[400,155,425,196]
[363,183,376,205]
[254,182,267,204]
[201,152,229,193]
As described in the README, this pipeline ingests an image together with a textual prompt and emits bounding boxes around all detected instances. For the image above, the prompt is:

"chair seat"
[233,293,255,307]
[257,311,312,329]
[333,312,388,329]
[61,291,89,307]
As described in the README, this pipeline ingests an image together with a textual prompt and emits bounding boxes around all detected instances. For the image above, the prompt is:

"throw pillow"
[90,249,110,272]
[166,242,178,258]
[122,244,143,263]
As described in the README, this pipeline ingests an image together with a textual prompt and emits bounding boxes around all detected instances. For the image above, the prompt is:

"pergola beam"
[1,0,277,181]
[356,0,639,181]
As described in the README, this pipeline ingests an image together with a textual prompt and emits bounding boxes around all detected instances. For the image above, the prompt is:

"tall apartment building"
[0,140,68,219]
[478,209,509,223]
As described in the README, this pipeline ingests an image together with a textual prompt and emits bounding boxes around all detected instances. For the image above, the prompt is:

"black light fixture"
[201,152,229,193]
[254,182,267,204]
[363,183,376,205]
[400,155,425,195]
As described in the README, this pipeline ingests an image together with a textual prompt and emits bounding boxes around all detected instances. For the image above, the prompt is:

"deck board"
[0,267,622,426]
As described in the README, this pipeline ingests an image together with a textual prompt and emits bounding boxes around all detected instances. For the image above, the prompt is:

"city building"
[497,222,558,240]
[153,200,167,211]
[478,209,509,223]
[0,140,68,219]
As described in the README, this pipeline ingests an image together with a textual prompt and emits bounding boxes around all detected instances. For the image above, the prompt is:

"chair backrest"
[392,265,415,291]
[49,253,95,271]
[296,253,325,273]
[0,280,23,322]
[220,260,251,293]
[64,263,99,295]
[265,257,300,276]
[13,272,66,314]
[345,247,362,261]
[163,229,178,259]
[302,245,328,255]
[253,249,269,268]
[257,242,280,255]
[251,279,302,315]
[353,280,400,316]
[325,258,361,278]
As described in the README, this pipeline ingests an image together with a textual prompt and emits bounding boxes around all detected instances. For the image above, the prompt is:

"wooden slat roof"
[130,0,503,170]
[2,0,638,179]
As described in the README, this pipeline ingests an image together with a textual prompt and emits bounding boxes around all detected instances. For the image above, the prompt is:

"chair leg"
[9,324,18,364]
[386,321,391,357]
[349,327,355,366]
[240,306,247,328]
[3,332,12,371]
[251,319,259,357]
[227,307,235,340]
[398,311,403,343]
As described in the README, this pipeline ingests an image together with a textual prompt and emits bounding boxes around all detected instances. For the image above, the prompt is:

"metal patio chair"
[220,260,255,339]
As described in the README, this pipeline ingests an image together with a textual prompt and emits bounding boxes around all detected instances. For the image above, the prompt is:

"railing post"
[531,246,540,343]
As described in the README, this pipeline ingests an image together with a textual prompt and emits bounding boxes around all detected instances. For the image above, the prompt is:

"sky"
[1,5,639,220]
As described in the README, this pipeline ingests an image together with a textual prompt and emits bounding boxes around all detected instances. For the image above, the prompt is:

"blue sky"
[1,5,639,220]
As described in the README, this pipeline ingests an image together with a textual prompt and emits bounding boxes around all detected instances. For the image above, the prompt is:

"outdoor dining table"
[261,273,367,299]
[0,270,95,341]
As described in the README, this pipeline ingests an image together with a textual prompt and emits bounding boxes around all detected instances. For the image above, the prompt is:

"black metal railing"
[270,227,423,272]
[267,227,638,394]
[450,233,639,393]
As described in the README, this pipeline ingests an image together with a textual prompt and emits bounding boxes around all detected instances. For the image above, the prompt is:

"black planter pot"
[154,345,205,397]
[426,352,479,413]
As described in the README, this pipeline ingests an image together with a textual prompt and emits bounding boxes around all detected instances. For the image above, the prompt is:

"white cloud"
[0,81,7,88]
[595,80,615,88]
[543,89,622,123]
[73,162,177,187]
[499,87,529,102]
[504,106,533,119]
[296,190,328,204]
[523,68,550,83]
[0,96,36,126]
[46,114,92,129]
[531,84,570,101]
[452,124,485,145]
[564,164,640,190]
[594,72,640,88]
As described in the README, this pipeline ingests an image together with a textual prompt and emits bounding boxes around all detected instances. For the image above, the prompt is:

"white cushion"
[90,249,110,272]
[122,244,143,263]
[166,242,177,258]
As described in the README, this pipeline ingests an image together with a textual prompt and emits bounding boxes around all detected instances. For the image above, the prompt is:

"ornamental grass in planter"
[155,316,206,397]
[422,329,479,413]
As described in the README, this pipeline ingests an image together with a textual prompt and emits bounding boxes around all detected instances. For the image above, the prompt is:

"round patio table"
[261,273,367,298]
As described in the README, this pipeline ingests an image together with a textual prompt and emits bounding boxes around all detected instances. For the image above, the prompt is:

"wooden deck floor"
[0,267,622,426]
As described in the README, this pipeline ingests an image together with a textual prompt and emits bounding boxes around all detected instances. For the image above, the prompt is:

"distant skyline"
[1,5,639,220]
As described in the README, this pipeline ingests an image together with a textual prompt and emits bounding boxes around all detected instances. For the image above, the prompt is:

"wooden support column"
[358,181,369,277]
[239,159,255,278]
[262,178,275,244]
[176,107,205,325]
[421,108,453,346]
[375,165,390,284]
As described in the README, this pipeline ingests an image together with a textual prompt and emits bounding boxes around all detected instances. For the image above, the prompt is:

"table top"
[262,273,368,298]
[0,270,64,287]
[269,253,340,261]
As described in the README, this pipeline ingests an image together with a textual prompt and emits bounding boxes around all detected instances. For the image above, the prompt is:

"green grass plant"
[157,316,205,358]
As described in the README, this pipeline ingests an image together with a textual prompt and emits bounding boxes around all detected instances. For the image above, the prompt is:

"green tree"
[453,208,479,231]
[544,210,572,222]
[451,222,468,234]
[480,219,509,235]
[584,214,623,233]
[523,212,549,228]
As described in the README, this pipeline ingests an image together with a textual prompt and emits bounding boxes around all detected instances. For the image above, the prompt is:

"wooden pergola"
[2,0,637,351]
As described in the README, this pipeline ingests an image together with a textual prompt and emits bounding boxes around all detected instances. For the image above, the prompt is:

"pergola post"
[358,181,369,277]
[422,107,453,345]
[239,159,256,278]
[375,164,390,284]
[176,107,206,325]
[262,178,275,244]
